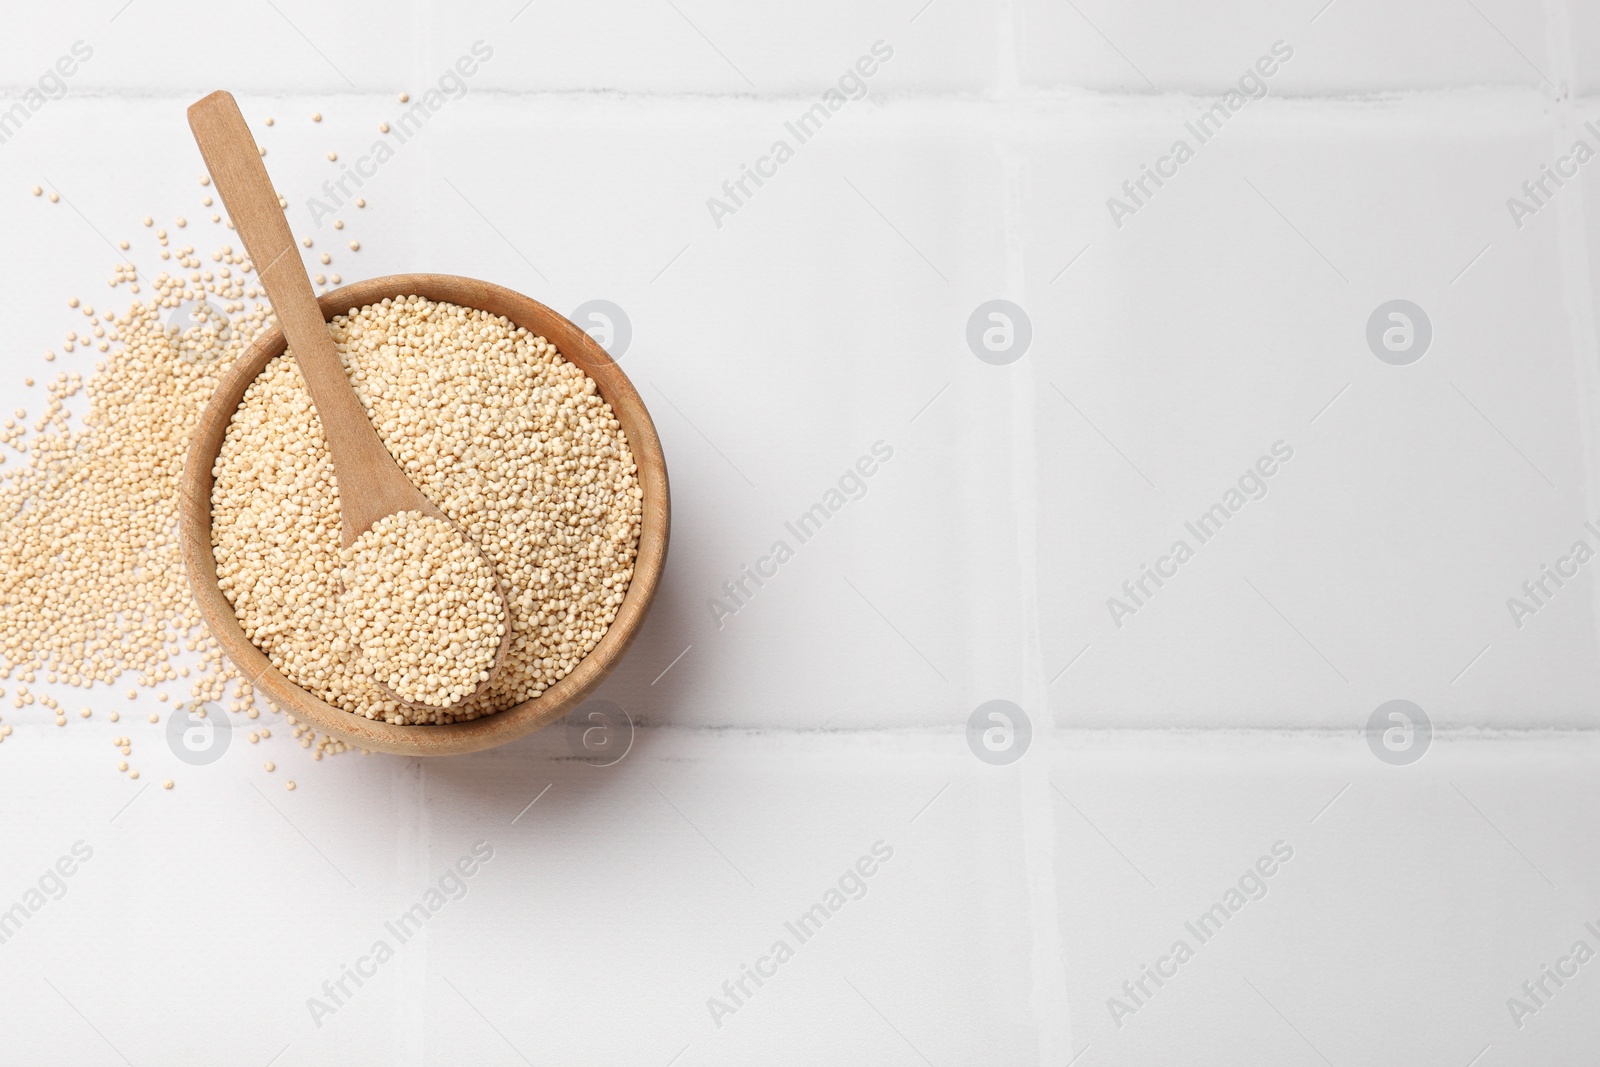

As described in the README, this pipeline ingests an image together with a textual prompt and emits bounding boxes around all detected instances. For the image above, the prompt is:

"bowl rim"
[179,273,670,756]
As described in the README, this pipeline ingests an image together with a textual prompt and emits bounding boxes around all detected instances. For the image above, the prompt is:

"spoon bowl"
[179,275,668,756]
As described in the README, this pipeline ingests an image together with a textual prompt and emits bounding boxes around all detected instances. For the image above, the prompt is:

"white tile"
[1017,0,1559,95]
[418,1,999,97]
[1021,95,1599,728]
[423,96,1024,728]
[0,1,998,98]
[1052,732,1600,1064]
[0,1,426,97]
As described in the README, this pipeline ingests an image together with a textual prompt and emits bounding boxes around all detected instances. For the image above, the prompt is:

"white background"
[2,1,1599,1064]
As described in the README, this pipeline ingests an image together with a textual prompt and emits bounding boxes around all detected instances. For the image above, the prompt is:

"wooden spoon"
[187,89,510,713]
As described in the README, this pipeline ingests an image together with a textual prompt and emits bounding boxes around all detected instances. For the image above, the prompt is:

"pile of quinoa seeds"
[211,295,644,725]
[338,511,507,709]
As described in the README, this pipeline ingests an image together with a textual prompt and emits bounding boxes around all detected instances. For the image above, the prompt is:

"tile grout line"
[1548,0,1600,662]
[991,18,1073,1056]
[614,723,1600,738]
[399,756,430,1066]
[1548,0,1576,94]
[0,85,1582,107]
[995,0,1021,99]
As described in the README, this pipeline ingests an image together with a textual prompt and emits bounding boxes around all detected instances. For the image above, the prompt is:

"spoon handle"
[187,90,423,544]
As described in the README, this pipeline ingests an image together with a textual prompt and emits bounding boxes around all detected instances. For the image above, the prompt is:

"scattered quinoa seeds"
[0,227,356,771]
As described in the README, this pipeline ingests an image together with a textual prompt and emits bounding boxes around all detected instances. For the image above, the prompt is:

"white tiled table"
[2,2,1599,1063]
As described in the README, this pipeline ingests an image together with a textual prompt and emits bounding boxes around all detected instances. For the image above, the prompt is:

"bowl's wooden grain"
[179,274,669,756]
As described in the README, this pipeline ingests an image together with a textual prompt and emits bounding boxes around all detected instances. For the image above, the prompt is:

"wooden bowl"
[179,274,669,756]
